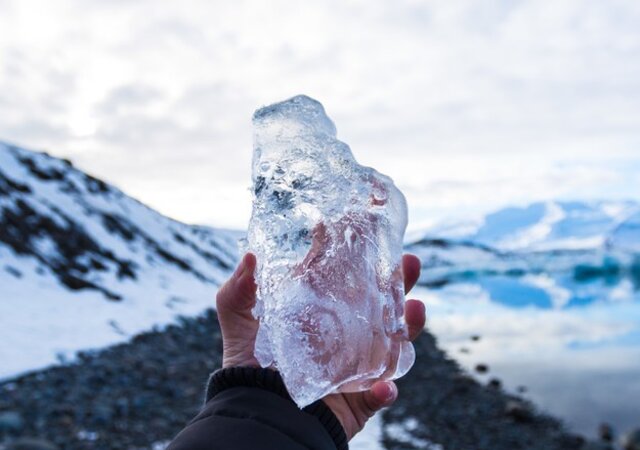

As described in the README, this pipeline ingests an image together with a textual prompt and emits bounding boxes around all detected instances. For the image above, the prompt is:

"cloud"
[0,0,638,229]
[97,84,163,115]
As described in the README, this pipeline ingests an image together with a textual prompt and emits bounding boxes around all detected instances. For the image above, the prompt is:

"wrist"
[221,338,259,368]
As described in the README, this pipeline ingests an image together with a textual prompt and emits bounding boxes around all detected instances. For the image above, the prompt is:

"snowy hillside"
[0,141,240,379]
[422,201,640,252]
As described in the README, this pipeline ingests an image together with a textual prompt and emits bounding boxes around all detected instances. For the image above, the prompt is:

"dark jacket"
[167,367,348,450]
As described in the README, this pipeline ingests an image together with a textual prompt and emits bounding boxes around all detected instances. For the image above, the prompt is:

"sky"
[0,0,639,231]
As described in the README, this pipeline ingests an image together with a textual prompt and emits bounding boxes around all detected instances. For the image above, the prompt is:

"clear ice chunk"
[246,95,415,407]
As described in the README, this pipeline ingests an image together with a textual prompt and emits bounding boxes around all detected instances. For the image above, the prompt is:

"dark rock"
[504,400,533,422]
[4,265,22,278]
[599,423,614,442]
[84,174,109,194]
[475,363,489,374]
[517,386,527,394]
[17,155,65,181]
[622,428,640,450]
[488,378,501,389]
[0,411,24,433]
[471,335,481,341]
[0,170,32,194]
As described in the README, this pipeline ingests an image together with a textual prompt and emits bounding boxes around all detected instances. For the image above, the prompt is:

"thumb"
[216,253,257,314]
[362,381,398,416]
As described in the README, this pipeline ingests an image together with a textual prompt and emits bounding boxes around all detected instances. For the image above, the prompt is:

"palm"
[216,253,425,441]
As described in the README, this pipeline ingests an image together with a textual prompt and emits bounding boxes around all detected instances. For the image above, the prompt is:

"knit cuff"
[206,367,348,450]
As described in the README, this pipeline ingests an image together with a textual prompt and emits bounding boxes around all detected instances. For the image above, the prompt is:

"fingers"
[401,255,424,340]
[236,253,257,306]
[402,254,421,294]
[405,299,426,341]
[362,381,398,416]
[216,253,257,314]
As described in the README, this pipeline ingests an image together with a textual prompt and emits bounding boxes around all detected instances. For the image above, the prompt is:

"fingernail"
[383,383,397,402]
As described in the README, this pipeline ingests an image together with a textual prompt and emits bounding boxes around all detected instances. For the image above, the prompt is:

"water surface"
[416,273,640,438]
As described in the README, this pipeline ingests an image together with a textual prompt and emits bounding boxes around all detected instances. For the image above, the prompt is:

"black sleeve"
[167,367,348,450]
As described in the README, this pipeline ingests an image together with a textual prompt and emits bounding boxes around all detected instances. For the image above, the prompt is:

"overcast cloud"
[1,0,639,230]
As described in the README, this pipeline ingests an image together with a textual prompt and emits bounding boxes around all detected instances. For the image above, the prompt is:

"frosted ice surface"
[246,95,415,407]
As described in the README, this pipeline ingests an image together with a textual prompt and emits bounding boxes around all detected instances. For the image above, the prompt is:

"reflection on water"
[417,272,640,438]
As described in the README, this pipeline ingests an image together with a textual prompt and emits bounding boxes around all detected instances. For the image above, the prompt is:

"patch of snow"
[350,410,383,450]
[385,417,443,449]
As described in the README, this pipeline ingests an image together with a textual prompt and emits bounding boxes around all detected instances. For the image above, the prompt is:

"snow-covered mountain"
[0,141,240,379]
[421,200,640,252]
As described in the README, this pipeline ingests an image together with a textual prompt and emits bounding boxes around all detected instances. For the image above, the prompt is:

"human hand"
[215,252,426,440]
[320,254,424,440]
[216,253,260,368]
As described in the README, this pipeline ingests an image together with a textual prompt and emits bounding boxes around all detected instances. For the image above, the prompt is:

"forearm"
[167,367,347,450]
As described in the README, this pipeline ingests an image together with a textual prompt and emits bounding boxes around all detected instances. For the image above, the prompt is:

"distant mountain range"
[415,200,640,252]
[1,140,639,377]
[0,141,239,379]
[407,201,640,287]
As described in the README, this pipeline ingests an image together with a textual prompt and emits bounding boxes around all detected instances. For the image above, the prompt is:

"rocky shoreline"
[0,309,609,450]
[383,332,586,450]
